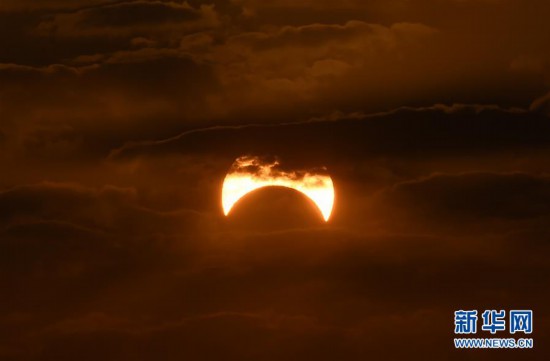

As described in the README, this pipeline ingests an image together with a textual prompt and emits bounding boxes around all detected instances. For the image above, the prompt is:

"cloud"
[36,1,220,38]
[0,0,104,11]
[2,218,547,361]
[384,172,550,219]
[195,21,439,115]
[0,50,217,161]
[1,169,549,360]
[111,104,550,161]
[0,182,211,235]
[2,0,549,170]
[369,172,550,235]
[530,91,550,115]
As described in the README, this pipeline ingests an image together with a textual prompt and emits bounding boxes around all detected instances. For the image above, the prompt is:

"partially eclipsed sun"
[222,156,335,221]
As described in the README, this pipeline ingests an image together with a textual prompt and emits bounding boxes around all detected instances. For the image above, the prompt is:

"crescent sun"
[222,156,335,221]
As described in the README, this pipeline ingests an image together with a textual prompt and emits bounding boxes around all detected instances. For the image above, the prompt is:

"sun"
[222,156,335,221]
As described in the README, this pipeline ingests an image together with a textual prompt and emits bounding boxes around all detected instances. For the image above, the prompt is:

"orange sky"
[0,1,549,360]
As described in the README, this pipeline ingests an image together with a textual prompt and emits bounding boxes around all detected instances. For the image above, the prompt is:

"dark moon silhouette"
[226,186,325,230]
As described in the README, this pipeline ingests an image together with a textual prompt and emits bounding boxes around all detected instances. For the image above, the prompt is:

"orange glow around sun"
[222,156,335,221]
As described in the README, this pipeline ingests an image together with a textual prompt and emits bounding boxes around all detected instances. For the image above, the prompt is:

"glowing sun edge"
[222,169,335,222]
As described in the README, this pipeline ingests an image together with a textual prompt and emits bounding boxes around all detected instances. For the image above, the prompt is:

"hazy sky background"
[1,1,549,360]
